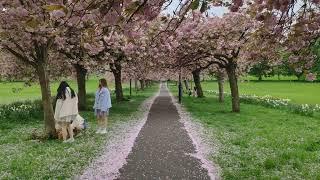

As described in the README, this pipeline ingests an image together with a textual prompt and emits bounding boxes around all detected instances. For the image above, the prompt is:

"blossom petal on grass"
[78,86,160,180]
[169,89,220,180]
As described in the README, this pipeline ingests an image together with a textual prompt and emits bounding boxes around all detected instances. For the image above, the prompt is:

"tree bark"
[111,61,124,102]
[130,79,132,97]
[226,62,240,112]
[217,71,224,103]
[178,74,182,103]
[139,79,145,90]
[74,64,87,110]
[5,40,57,137]
[184,80,189,92]
[134,79,138,91]
[192,69,204,98]
[36,64,56,137]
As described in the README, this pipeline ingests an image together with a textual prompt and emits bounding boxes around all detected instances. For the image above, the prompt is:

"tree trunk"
[74,64,87,110]
[36,64,56,137]
[135,79,138,91]
[258,75,262,81]
[114,73,123,101]
[226,63,240,112]
[192,70,204,98]
[217,71,224,103]
[140,79,145,90]
[178,74,182,103]
[111,61,124,102]
[130,79,132,97]
[184,80,189,92]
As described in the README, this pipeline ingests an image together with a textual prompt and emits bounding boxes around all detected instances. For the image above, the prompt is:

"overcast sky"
[161,0,229,17]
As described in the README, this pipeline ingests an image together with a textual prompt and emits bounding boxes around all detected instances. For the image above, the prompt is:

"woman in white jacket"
[54,81,78,143]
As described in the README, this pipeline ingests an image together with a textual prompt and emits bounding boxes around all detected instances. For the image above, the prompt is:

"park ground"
[0,79,157,179]
[201,79,320,104]
[1,78,320,179]
[169,79,320,179]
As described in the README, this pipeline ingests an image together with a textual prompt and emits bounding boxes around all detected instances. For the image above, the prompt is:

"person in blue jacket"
[93,78,112,134]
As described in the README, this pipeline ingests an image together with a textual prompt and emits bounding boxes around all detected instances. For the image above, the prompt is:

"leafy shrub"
[0,100,42,123]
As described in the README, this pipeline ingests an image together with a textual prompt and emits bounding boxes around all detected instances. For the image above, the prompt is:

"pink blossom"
[306,73,317,81]
[50,10,65,20]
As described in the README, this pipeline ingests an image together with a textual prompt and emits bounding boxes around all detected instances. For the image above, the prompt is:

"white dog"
[55,114,86,139]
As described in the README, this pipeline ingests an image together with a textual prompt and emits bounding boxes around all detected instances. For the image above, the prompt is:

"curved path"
[116,83,211,180]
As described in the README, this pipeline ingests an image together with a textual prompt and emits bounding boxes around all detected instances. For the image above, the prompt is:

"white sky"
[161,0,307,17]
[161,0,229,17]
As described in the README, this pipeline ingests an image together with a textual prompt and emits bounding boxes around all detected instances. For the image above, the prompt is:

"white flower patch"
[205,90,320,116]
[0,103,36,118]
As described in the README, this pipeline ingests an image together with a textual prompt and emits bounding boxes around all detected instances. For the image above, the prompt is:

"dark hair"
[56,81,76,100]
[99,78,108,89]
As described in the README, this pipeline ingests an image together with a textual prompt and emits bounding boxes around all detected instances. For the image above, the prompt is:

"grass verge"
[0,85,158,179]
[196,80,320,105]
[169,83,320,179]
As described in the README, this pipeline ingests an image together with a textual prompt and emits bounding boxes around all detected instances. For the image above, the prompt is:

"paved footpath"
[116,83,211,180]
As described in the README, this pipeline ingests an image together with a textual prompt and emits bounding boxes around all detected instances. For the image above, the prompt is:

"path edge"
[166,83,221,180]
[77,83,161,180]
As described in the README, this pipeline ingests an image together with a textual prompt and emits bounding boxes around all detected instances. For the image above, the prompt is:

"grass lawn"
[0,85,158,179]
[200,80,320,105]
[240,75,299,81]
[0,77,130,104]
[169,83,320,179]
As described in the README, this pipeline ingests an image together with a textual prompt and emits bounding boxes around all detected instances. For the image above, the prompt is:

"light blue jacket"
[93,87,112,112]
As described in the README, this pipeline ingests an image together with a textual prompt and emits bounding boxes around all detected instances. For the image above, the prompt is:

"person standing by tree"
[54,81,78,143]
[93,79,112,134]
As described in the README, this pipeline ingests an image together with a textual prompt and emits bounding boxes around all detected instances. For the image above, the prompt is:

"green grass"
[200,80,320,105]
[169,84,320,179]
[0,77,130,104]
[0,85,158,179]
[240,75,298,81]
[206,75,298,81]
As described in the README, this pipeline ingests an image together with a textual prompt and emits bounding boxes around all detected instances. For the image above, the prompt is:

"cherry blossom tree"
[161,12,215,98]
[162,11,279,112]
[56,25,92,110]
[208,66,226,102]
[83,0,167,101]
[0,1,83,137]
[0,0,166,136]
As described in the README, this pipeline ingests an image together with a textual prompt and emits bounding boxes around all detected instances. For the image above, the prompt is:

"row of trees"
[249,40,320,81]
[145,0,320,112]
[0,0,167,137]
[1,0,320,136]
